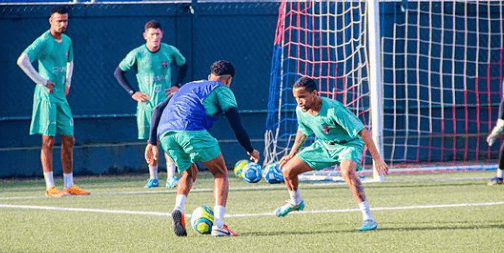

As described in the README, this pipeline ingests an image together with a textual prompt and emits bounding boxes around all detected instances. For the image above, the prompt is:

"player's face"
[293,87,318,112]
[49,13,68,34]
[144,28,163,48]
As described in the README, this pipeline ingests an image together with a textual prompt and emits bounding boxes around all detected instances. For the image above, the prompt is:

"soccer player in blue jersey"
[145,60,260,237]
[274,77,389,231]
[114,20,188,189]
[17,7,90,197]
[486,98,504,185]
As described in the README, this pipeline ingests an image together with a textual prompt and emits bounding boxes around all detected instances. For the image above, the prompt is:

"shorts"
[30,99,74,136]
[297,139,364,171]
[136,104,154,140]
[159,130,221,172]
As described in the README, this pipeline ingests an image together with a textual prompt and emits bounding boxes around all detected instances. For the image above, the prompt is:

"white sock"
[359,201,374,221]
[213,205,225,228]
[167,162,176,179]
[289,188,302,205]
[174,194,186,213]
[43,171,55,190]
[149,166,158,180]
[497,168,504,178]
[63,173,74,189]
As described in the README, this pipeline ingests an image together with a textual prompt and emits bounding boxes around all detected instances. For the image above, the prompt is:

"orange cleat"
[63,185,91,195]
[45,186,65,198]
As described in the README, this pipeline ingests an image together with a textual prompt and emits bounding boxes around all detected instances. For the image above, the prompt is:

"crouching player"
[145,60,260,236]
[275,77,389,231]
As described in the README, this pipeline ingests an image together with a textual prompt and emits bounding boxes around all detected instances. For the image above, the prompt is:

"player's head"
[292,77,319,111]
[49,6,69,35]
[143,20,163,49]
[209,60,235,87]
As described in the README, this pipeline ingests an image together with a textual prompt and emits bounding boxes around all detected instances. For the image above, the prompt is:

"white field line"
[0,176,490,201]
[1,201,503,219]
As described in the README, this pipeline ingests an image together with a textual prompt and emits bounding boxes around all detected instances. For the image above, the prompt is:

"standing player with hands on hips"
[275,77,389,231]
[17,7,90,197]
[114,20,188,189]
[145,61,260,237]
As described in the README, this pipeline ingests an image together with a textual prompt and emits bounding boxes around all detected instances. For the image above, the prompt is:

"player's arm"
[487,99,504,146]
[114,66,148,102]
[279,130,307,167]
[224,107,260,163]
[359,128,389,175]
[65,61,73,96]
[145,97,170,164]
[16,53,54,92]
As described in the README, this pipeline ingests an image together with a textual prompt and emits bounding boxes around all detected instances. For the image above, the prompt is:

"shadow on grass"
[239,222,504,236]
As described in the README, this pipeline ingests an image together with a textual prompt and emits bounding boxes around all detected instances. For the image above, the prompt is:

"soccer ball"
[234,159,249,179]
[191,206,214,234]
[263,163,284,184]
[242,163,262,183]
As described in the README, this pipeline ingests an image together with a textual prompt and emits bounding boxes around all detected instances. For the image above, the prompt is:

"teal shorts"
[30,99,74,136]
[159,130,221,172]
[297,139,364,171]
[136,104,153,140]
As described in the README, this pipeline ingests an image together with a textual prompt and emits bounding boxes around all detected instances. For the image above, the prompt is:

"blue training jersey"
[156,80,224,135]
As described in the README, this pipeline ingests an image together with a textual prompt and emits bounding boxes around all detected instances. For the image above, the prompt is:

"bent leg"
[339,160,366,203]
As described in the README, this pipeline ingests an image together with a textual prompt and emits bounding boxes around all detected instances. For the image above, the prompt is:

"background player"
[16,7,90,197]
[145,60,260,236]
[275,77,389,231]
[486,98,504,185]
[114,20,188,189]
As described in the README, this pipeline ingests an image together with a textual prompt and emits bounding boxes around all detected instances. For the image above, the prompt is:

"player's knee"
[61,136,74,148]
[42,137,55,150]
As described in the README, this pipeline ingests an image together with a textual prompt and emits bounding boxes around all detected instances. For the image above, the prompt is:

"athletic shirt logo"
[162,61,168,68]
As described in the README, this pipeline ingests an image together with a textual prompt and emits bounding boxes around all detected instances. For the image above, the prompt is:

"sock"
[63,173,74,189]
[149,165,158,180]
[359,201,374,221]
[289,188,302,205]
[43,171,55,190]
[174,194,187,213]
[167,162,176,180]
[497,168,503,179]
[213,205,225,228]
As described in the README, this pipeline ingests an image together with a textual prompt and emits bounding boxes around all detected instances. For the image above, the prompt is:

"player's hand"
[65,85,70,96]
[132,92,149,102]
[487,133,498,147]
[279,154,294,167]
[374,158,389,176]
[247,149,260,163]
[45,81,55,93]
[145,144,159,165]
[165,86,179,97]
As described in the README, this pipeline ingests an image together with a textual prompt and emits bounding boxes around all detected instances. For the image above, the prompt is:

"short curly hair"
[293,77,317,92]
[210,60,235,77]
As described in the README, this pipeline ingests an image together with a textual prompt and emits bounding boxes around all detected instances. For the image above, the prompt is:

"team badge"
[162,61,168,68]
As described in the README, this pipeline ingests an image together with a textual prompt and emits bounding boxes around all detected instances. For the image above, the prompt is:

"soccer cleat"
[144,178,160,188]
[63,185,91,195]
[358,219,378,231]
[166,176,179,188]
[274,199,305,217]
[171,209,187,237]
[488,177,503,186]
[211,224,237,237]
[45,186,65,197]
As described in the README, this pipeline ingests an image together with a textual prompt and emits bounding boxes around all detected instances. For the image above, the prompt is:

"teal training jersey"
[119,43,186,108]
[23,31,73,103]
[202,85,238,116]
[296,97,365,143]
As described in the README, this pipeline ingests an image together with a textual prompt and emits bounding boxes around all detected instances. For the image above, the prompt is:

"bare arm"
[359,128,389,175]
[65,61,74,96]
[280,130,307,167]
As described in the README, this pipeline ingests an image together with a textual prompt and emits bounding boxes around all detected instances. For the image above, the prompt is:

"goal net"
[265,0,504,181]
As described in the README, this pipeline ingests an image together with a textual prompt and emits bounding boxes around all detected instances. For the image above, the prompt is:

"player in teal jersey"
[114,20,188,189]
[274,77,389,231]
[17,7,90,197]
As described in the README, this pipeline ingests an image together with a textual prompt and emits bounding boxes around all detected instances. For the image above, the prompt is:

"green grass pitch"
[1,171,503,252]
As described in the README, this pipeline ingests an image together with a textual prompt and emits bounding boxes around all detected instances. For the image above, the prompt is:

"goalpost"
[264,0,504,181]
